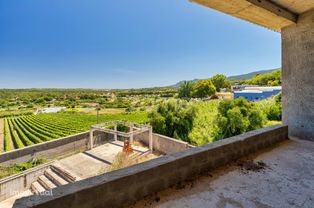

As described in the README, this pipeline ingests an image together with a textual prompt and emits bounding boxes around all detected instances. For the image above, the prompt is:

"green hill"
[227,68,280,81]
[173,68,281,87]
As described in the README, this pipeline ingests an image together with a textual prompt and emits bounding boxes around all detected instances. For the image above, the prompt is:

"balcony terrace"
[131,138,314,208]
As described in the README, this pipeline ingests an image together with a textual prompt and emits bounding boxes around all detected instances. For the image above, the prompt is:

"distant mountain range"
[172,68,280,88]
[227,68,280,81]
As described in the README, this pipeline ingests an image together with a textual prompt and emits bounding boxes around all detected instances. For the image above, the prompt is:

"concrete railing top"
[14,124,288,208]
[0,161,55,184]
[0,132,89,156]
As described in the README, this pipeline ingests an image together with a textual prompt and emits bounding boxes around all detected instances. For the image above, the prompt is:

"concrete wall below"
[14,125,288,208]
[0,131,111,166]
[0,128,188,166]
[135,132,192,154]
[282,9,314,141]
[0,162,54,201]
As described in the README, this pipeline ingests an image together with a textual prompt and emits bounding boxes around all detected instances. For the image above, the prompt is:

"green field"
[2,111,148,152]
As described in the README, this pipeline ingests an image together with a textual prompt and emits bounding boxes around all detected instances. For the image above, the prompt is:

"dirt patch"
[237,160,269,173]
[174,178,195,190]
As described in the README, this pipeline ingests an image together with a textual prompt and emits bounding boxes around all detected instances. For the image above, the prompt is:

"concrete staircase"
[129,151,141,160]
[30,164,77,194]
[129,150,150,161]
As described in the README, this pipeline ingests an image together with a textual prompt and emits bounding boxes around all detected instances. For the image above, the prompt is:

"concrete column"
[129,124,134,144]
[114,125,118,141]
[282,9,314,141]
[89,129,94,150]
[149,127,153,152]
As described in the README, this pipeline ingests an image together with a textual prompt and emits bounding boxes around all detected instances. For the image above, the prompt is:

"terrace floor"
[0,140,158,208]
[130,138,314,208]
[56,140,155,179]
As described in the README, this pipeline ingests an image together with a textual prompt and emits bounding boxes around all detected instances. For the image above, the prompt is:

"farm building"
[216,92,234,100]
[37,107,66,114]
[234,86,282,101]
[231,84,258,91]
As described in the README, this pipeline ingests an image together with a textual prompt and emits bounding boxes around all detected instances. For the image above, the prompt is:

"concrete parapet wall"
[0,161,54,201]
[14,125,288,208]
[135,132,191,154]
[0,131,110,166]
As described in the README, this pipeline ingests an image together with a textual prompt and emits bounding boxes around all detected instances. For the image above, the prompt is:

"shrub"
[148,99,196,142]
[214,97,266,140]
[178,81,194,99]
[188,101,220,145]
[210,74,231,92]
[192,79,216,98]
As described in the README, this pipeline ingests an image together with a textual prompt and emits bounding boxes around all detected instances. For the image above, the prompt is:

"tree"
[214,97,266,140]
[178,81,194,99]
[265,92,282,121]
[246,70,281,86]
[148,99,196,142]
[192,79,216,98]
[210,74,231,92]
[188,101,220,145]
[35,97,45,104]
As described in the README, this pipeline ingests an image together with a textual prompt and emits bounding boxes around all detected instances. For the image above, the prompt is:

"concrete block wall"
[0,162,54,201]
[0,131,110,166]
[14,125,288,208]
[282,9,314,141]
[134,132,191,154]
[152,134,191,154]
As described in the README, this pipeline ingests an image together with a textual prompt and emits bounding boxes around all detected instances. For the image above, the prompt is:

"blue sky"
[0,0,281,89]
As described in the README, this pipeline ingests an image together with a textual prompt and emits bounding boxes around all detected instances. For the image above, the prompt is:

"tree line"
[178,74,231,99]
[149,93,282,145]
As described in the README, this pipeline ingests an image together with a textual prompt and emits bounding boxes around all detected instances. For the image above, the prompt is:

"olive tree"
[210,74,231,92]
[214,97,266,140]
[192,79,216,98]
[148,99,196,142]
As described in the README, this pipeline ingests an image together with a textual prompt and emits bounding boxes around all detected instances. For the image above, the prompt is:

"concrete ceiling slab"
[190,0,314,32]
[275,0,314,14]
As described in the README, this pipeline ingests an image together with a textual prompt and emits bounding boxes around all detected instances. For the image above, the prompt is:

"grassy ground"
[2,110,148,152]
[65,107,126,114]
[0,158,46,179]
[33,111,149,132]
[0,109,35,118]
[264,120,282,127]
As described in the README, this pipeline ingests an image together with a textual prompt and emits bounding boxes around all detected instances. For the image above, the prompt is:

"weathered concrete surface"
[0,130,177,166]
[191,0,295,32]
[0,119,4,152]
[130,138,314,208]
[0,162,54,202]
[282,9,314,141]
[50,141,152,180]
[135,132,191,155]
[273,0,314,14]
[191,0,314,32]
[12,125,287,208]
[1,141,156,208]
[0,131,112,166]
[0,191,32,208]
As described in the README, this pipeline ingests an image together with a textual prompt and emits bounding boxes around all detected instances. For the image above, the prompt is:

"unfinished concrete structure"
[191,0,314,141]
[6,0,314,207]
[0,121,193,207]
[89,121,153,152]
